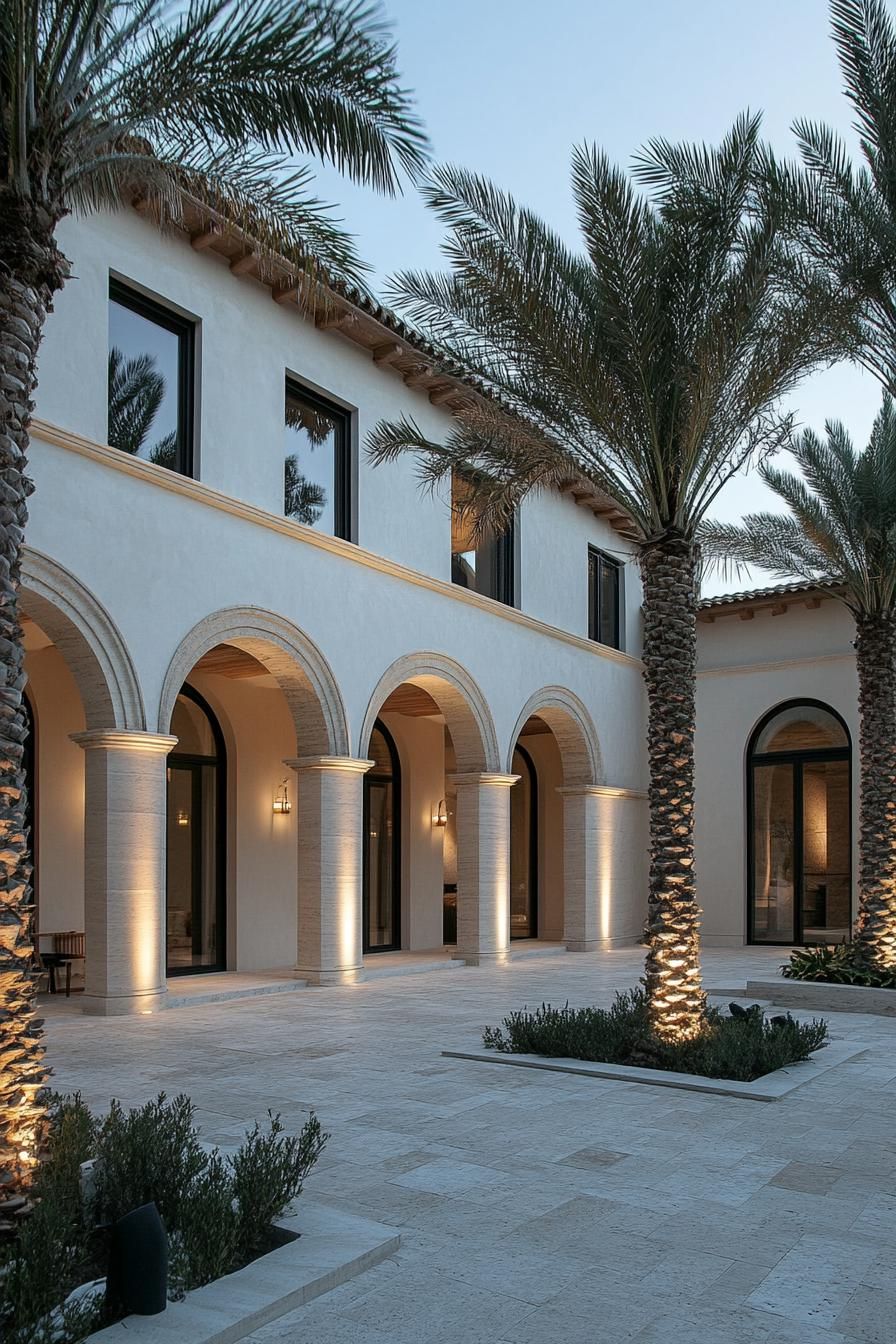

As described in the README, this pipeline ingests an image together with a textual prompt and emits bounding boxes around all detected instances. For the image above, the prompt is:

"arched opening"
[507,690,604,946]
[363,720,401,953]
[167,686,226,974]
[748,700,852,945]
[360,654,500,960]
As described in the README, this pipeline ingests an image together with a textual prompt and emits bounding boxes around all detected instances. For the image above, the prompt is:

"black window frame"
[746,698,852,947]
[450,468,516,608]
[588,545,622,648]
[284,378,353,541]
[108,278,196,478]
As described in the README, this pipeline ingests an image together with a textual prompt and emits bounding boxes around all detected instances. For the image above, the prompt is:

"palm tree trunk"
[853,613,896,967]
[640,536,706,1041]
[0,199,66,1191]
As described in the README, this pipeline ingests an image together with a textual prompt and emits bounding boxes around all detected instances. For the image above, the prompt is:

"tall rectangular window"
[284,381,351,539]
[108,280,195,476]
[588,546,622,648]
[451,469,515,606]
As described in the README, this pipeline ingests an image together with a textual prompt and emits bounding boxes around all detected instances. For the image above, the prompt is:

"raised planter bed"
[86,1202,398,1344]
[745,978,896,1017]
[442,1039,863,1102]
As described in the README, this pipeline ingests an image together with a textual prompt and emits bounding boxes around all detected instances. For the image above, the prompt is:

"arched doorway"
[167,686,226,973]
[509,744,537,938]
[748,700,851,945]
[363,720,401,952]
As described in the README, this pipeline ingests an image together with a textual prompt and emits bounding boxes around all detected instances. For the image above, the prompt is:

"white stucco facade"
[24,205,864,1011]
[25,205,651,1011]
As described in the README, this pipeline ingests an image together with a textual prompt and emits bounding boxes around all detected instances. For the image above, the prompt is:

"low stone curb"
[442,1040,864,1102]
[744,978,896,1016]
[87,1201,398,1343]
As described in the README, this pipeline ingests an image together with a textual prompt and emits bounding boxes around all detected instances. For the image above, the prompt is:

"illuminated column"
[72,731,177,1015]
[286,755,372,985]
[560,786,648,950]
[450,772,518,965]
[560,785,604,951]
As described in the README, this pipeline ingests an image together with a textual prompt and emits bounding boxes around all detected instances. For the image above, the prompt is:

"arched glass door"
[363,721,401,952]
[167,686,226,973]
[748,701,851,945]
[510,745,538,939]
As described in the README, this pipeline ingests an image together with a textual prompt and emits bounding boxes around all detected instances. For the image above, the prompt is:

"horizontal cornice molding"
[32,419,642,671]
[698,651,855,678]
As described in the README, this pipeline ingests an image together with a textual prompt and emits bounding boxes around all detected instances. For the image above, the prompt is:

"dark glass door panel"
[801,759,851,943]
[751,762,795,943]
[510,747,537,939]
[365,780,396,950]
[166,761,220,971]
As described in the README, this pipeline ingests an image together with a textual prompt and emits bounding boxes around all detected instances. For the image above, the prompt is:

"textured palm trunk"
[853,613,896,967]
[640,536,706,1041]
[0,195,65,1192]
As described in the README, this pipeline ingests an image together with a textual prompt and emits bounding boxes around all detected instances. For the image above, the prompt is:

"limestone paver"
[44,946,896,1343]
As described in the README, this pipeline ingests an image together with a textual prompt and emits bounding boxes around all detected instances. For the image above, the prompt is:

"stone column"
[449,772,518,965]
[560,785,648,950]
[285,755,372,985]
[72,730,177,1015]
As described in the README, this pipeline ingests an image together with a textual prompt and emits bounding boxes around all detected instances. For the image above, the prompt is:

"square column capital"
[284,755,374,776]
[71,730,178,756]
[447,772,520,790]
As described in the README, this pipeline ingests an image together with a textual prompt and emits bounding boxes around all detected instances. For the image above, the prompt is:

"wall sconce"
[176,810,190,828]
[433,799,448,827]
[273,779,292,814]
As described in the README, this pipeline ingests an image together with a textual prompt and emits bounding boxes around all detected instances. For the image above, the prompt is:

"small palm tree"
[368,116,851,1042]
[0,0,426,1189]
[108,347,175,464]
[284,455,327,524]
[702,399,896,968]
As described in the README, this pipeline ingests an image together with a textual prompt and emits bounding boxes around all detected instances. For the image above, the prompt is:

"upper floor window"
[588,546,622,648]
[284,382,351,539]
[451,470,515,607]
[108,280,194,476]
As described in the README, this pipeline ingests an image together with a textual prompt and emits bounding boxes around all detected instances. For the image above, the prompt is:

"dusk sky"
[313,0,881,595]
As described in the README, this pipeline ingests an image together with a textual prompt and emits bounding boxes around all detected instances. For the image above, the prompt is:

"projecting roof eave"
[132,192,641,543]
[697,577,843,622]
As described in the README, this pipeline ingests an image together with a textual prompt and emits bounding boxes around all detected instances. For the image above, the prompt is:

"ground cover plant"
[483,988,828,1082]
[0,1092,327,1344]
[783,943,896,988]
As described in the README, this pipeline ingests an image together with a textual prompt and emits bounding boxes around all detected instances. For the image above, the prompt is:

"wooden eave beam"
[230,252,259,276]
[739,609,755,621]
[316,310,359,333]
[770,603,788,615]
[272,282,301,305]
[372,342,404,366]
[404,366,434,387]
[191,226,222,251]
[805,596,822,609]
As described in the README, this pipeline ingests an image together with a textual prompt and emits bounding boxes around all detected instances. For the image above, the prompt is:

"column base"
[565,935,641,953]
[459,950,511,967]
[81,988,167,1016]
[295,967,365,986]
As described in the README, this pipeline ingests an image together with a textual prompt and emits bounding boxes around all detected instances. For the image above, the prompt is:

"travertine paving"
[45,947,896,1343]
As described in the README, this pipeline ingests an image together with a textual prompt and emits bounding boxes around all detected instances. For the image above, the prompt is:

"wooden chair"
[34,930,85,996]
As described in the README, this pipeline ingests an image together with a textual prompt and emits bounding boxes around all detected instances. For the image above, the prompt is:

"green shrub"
[483,988,828,1081]
[1,1094,329,1343]
[231,1111,327,1261]
[783,943,896,987]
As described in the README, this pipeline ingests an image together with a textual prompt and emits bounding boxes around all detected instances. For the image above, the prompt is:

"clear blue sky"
[314,0,881,594]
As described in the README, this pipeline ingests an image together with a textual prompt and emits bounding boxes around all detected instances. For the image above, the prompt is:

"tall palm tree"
[702,400,896,968]
[367,116,852,1042]
[766,0,896,395]
[0,0,427,1190]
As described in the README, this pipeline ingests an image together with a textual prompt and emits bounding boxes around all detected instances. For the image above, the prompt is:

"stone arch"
[360,652,500,773]
[158,607,349,756]
[20,548,145,730]
[507,686,603,787]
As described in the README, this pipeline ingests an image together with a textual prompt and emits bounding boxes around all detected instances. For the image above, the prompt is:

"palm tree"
[0,0,427,1190]
[108,346,176,465]
[702,400,896,968]
[766,0,896,395]
[367,116,852,1042]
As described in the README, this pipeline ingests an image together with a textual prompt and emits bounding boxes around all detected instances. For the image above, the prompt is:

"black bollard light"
[106,1201,168,1316]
